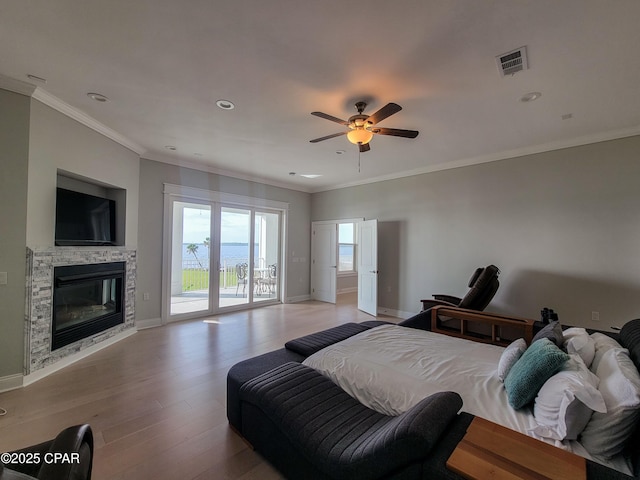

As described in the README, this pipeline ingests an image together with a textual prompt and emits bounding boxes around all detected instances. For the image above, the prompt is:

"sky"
[182,206,250,244]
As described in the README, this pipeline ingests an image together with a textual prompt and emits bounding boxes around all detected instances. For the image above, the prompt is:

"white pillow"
[590,332,623,373]
[580,347,640,458]
[563,328,596,368]
[531,354,605,441]
[497,338,527,382]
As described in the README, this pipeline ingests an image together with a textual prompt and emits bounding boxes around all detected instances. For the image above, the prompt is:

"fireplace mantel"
[25,247,136,375]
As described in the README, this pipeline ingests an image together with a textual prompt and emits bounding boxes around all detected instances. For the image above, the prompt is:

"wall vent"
[496,46,528,77]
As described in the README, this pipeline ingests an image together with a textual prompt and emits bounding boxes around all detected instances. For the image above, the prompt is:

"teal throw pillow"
[504,338,569,409]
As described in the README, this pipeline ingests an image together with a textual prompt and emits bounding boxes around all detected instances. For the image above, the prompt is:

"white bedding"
[302,324,631,475]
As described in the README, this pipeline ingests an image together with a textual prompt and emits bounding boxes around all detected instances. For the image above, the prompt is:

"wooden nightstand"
[447,417,586,480]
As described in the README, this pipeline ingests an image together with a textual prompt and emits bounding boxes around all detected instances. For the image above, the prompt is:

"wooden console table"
[431,306,535,346]
[447,417,586,480]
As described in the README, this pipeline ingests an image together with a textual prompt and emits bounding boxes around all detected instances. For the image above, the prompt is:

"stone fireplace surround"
[25,247,136,376]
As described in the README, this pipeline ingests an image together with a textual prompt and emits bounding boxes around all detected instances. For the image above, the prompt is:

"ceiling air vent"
[496,46,528,77]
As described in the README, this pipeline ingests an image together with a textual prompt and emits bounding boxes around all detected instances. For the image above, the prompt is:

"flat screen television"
[55,188,117,246]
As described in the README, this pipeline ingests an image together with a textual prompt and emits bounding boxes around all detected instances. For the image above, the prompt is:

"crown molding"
[0,73,37,96]
[312,125,640,193]
[31,88,146,155]
[143,153,314,193]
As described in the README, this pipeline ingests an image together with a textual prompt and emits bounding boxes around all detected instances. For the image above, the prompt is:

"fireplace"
[52,261,126,350]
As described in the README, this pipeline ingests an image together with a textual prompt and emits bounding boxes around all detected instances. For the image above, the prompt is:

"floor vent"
[496,46,528,77]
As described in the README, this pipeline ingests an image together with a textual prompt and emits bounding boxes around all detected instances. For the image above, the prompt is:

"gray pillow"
[532,321,564,346]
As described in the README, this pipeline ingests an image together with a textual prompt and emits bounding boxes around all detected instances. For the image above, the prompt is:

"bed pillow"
[563,328,596,368]
[497,338,527,382]
[504,339,570,409]
[531,354,605,441]
[590,332,623,373]
[531,321,564,346]
[580,347,640,459]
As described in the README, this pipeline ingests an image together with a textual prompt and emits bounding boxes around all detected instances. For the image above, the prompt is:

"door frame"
[311,218,365,305]
[161,183,289,324]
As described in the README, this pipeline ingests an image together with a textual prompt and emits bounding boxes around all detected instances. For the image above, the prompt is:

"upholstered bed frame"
[227,311,640,480]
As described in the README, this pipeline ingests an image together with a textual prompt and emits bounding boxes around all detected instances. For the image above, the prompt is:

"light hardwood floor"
[0,294,395,479]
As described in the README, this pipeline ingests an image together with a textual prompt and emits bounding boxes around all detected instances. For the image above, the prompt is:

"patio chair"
[236,263,248,296]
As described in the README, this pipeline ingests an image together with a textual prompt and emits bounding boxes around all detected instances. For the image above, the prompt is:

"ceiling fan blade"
[309,131,347,143]
[365,103,402,125]
[359,143,371,153]
[311,111,349,125]
[371,127,419,139]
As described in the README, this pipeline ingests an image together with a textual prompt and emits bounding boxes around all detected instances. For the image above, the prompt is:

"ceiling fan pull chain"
[358,150,361,173]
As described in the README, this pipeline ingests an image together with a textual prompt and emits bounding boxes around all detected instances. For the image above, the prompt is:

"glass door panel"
[170,202,211,316]
[219,207,252,307]
[253,211,280,303]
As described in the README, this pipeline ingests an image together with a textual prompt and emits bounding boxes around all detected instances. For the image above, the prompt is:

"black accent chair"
[420,265,500,312]
[0,424,93,480]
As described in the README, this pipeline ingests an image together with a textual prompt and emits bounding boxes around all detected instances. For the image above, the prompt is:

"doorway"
[311,218,378,316]
[162,184,286,323]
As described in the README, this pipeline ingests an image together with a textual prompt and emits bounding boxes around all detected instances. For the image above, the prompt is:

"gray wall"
[0,90,30,378]
[312,136,640,329]
[135,158,312,323]
[26,100,140,248]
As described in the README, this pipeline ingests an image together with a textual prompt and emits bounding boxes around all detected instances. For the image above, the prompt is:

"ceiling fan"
[309,101,419,152]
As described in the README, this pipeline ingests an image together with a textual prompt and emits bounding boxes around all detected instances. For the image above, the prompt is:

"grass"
[182,268,238,292]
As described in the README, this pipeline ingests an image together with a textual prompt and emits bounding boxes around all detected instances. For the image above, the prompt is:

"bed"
[227,308,640,480]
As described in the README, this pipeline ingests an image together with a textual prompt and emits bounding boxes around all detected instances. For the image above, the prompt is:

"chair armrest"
[432,294,462,304]
[37,425,93,480]
[431,306,535,346]
[420,298,457,311]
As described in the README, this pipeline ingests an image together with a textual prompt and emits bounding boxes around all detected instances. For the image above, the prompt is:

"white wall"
[0,89,30,380]
[312,136,640,330]
[26,100,140,248]
[135,158,312,323]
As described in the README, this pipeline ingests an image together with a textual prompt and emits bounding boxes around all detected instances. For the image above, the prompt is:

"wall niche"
[56,170,126,247]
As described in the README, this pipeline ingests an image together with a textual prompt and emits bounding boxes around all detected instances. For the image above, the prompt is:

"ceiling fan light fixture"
[347,128,373,145]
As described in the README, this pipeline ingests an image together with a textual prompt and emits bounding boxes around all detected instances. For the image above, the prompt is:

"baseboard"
[23,328,137,387]
[377,306,416,320]
[136,317,162,329]
[0,373,23,393]
[286,294,312,303]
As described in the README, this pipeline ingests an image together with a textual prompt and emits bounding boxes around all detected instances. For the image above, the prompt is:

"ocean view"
[182,243,258,265]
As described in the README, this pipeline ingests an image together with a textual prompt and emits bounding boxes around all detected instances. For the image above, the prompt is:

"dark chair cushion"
[226,347,305,432]
[285,322,371,356]
[240,362,462,480]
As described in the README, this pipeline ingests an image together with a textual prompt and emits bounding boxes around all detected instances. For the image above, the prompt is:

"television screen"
[55,188,116,246]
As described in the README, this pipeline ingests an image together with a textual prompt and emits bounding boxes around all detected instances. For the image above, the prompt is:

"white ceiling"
[2,1,640,193]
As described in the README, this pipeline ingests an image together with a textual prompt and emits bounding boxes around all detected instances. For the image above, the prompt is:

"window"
[338,223,356,273]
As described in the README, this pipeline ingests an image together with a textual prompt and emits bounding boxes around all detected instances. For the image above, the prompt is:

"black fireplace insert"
[52,262,126,350]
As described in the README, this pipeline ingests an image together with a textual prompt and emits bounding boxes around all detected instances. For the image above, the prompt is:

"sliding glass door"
[169,201,211,316]
[163,187,284,322]
[219,207,251,307]
[253,211,280,303]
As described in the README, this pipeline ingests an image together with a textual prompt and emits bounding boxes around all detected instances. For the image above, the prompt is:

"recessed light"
[87,92,109,102]
[336,150,346,155]
[300,174,322,179]
[165,145,177,151]
[561,113,573,120]
[216,99,235,110]
[193,152,203,156]
[520,91,542,103]
[288,172,296,176]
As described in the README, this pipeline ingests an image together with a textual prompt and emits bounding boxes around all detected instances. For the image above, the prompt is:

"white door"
[311,223,337,303]
[358,219,378,316]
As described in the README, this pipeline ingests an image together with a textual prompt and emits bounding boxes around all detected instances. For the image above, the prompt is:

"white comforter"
[302,324,536,432]
[301,324,632,475]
